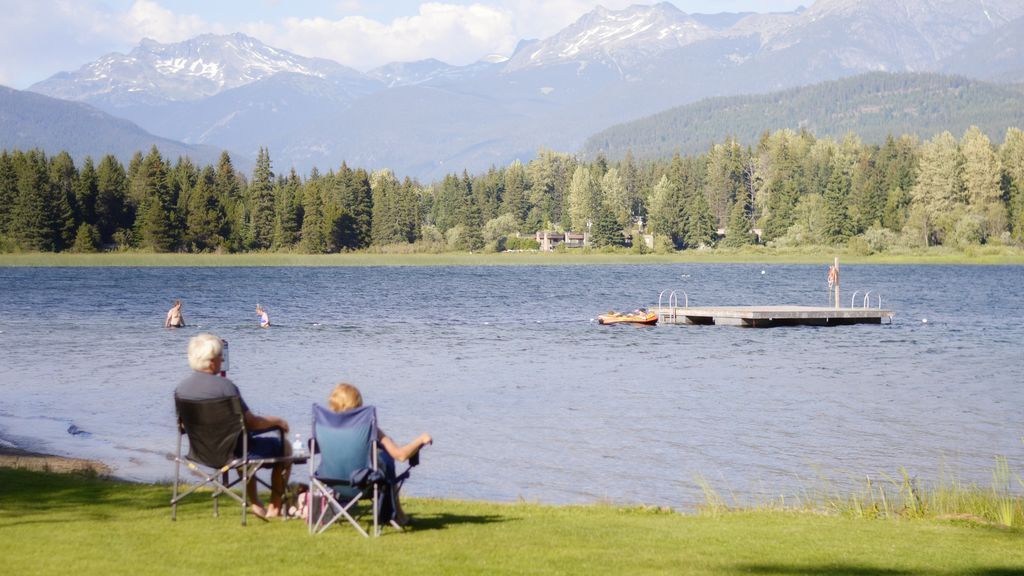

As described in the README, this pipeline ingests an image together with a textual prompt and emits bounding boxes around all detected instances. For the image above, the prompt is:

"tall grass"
[2,245,1024,266]
[698,458,1024,528]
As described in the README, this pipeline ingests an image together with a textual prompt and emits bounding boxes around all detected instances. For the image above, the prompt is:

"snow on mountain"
[29,33,362,106]
[506,2,716,71]
[16,1,1024,181]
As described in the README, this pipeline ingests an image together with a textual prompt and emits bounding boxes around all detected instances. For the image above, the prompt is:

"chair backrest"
[312,404,376,496]
[175,395,245,468]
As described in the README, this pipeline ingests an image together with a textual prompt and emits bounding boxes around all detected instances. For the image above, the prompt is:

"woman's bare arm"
[379,430,432,462]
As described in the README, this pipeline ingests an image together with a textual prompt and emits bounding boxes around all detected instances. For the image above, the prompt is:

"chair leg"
[373,483,379,537]
[172,433,182,521]
[171,461,180,521]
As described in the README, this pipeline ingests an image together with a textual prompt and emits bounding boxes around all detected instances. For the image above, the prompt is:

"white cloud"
[0,0,223,87]
[117,0,222,43]
[256,3,520,70]
[0,0,811,88]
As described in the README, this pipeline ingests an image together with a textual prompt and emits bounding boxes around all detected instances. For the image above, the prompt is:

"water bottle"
[292,433,304,455]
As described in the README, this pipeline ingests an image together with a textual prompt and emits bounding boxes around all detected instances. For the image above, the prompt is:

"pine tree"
[648,173,684,247]
[878,135,918,231]
[823,160,854,243]
[589,204,623,248]
[95,155,129,244]
[326,163,372,250]
[11,150,57,251]
[272,169,302,250]
[76,157,98,227]
[397,177,421,243]
[723,198,754,247]
[135,146,178,252]
[247,147,276,250]
[185,167,227,252]
[471,168,502,224]
[172,157,198,237]
[0,151,16,238]
[685,187,716,248]
[429,174,460,232]
[72,223,100,253]
[301,176,327,253]
[48,151,79,250]
[502,160,528,225]
[458,192,484,251]
[215,152,245,251]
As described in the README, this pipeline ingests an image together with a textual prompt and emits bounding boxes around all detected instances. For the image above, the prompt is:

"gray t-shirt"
[175,371,250,413]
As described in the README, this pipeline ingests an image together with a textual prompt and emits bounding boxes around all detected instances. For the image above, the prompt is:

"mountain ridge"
[18,0,1024,180]
[581,72,1024,161]
[0,85,226,168]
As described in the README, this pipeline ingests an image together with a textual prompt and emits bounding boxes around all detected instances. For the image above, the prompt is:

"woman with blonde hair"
[327,383,431,526]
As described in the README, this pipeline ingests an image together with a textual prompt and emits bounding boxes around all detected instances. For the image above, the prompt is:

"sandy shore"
[0,444,112,475]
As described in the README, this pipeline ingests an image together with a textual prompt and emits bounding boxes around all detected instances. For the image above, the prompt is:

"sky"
[0,0,810,89]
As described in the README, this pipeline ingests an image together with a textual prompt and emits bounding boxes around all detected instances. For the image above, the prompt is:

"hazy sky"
[0,0,810,89]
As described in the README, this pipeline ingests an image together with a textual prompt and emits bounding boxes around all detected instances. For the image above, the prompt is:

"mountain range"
[13,0,1024,180]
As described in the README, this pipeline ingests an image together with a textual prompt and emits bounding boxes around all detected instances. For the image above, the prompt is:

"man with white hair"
[175,332,292,518]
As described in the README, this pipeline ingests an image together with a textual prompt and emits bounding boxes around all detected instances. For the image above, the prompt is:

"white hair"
[187,333,223,372]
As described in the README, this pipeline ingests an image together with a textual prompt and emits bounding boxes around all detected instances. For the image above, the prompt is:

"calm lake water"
[0,264,1021,509]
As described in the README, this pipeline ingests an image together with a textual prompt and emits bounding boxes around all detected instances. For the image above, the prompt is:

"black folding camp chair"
[307,404,417,537]
[171,395,289,525]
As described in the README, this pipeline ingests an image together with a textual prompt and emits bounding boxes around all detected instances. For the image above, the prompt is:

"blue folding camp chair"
[307,403,417,537]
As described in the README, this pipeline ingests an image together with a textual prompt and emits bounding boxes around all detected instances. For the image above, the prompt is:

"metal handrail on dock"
[851,290,884,309]
[657,289,688,322]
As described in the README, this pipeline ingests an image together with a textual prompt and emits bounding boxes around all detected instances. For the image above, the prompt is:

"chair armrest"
[250,425,285,441]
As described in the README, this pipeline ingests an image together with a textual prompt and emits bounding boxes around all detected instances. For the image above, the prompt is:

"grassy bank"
[1,245,1023,266]
[1,468,1021,575]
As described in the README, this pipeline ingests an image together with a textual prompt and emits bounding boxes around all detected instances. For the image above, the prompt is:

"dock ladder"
[658,289,688,323]
[849,290,884,309]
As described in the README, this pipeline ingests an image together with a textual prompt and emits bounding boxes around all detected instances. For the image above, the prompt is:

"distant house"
[535,230,590,251]
[564,232,586,248]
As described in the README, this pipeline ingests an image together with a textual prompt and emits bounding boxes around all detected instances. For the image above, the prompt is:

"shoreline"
[0,442,112,476]
[1,248,1023,267]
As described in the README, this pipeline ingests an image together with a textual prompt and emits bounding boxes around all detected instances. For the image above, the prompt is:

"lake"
[0,263,1021,509]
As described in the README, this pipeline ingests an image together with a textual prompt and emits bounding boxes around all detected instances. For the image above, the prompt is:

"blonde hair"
[187,333,223,372]
[328,383,363,412]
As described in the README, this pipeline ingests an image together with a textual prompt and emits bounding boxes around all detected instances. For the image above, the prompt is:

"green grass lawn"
[1,469,1021,575]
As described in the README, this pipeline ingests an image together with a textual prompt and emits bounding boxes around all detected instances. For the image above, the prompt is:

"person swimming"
[256,304,270,328]
[165,300,185,328]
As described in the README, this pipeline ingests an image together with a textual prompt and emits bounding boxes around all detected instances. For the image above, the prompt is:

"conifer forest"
[2,125,1023,255]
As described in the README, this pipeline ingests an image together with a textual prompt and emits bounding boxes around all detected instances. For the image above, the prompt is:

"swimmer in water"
[165,299,185,328]
[256,303,270,328]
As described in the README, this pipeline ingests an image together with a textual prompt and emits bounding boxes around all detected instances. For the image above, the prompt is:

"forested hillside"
[582,73,1024,162]
[0,87,222,169]
[2,124,1023,255]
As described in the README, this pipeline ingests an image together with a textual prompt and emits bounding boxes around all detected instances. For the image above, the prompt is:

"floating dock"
[653,305,894,328]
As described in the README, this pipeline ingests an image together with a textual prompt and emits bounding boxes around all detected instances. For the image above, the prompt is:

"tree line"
[1,125,1023,254]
